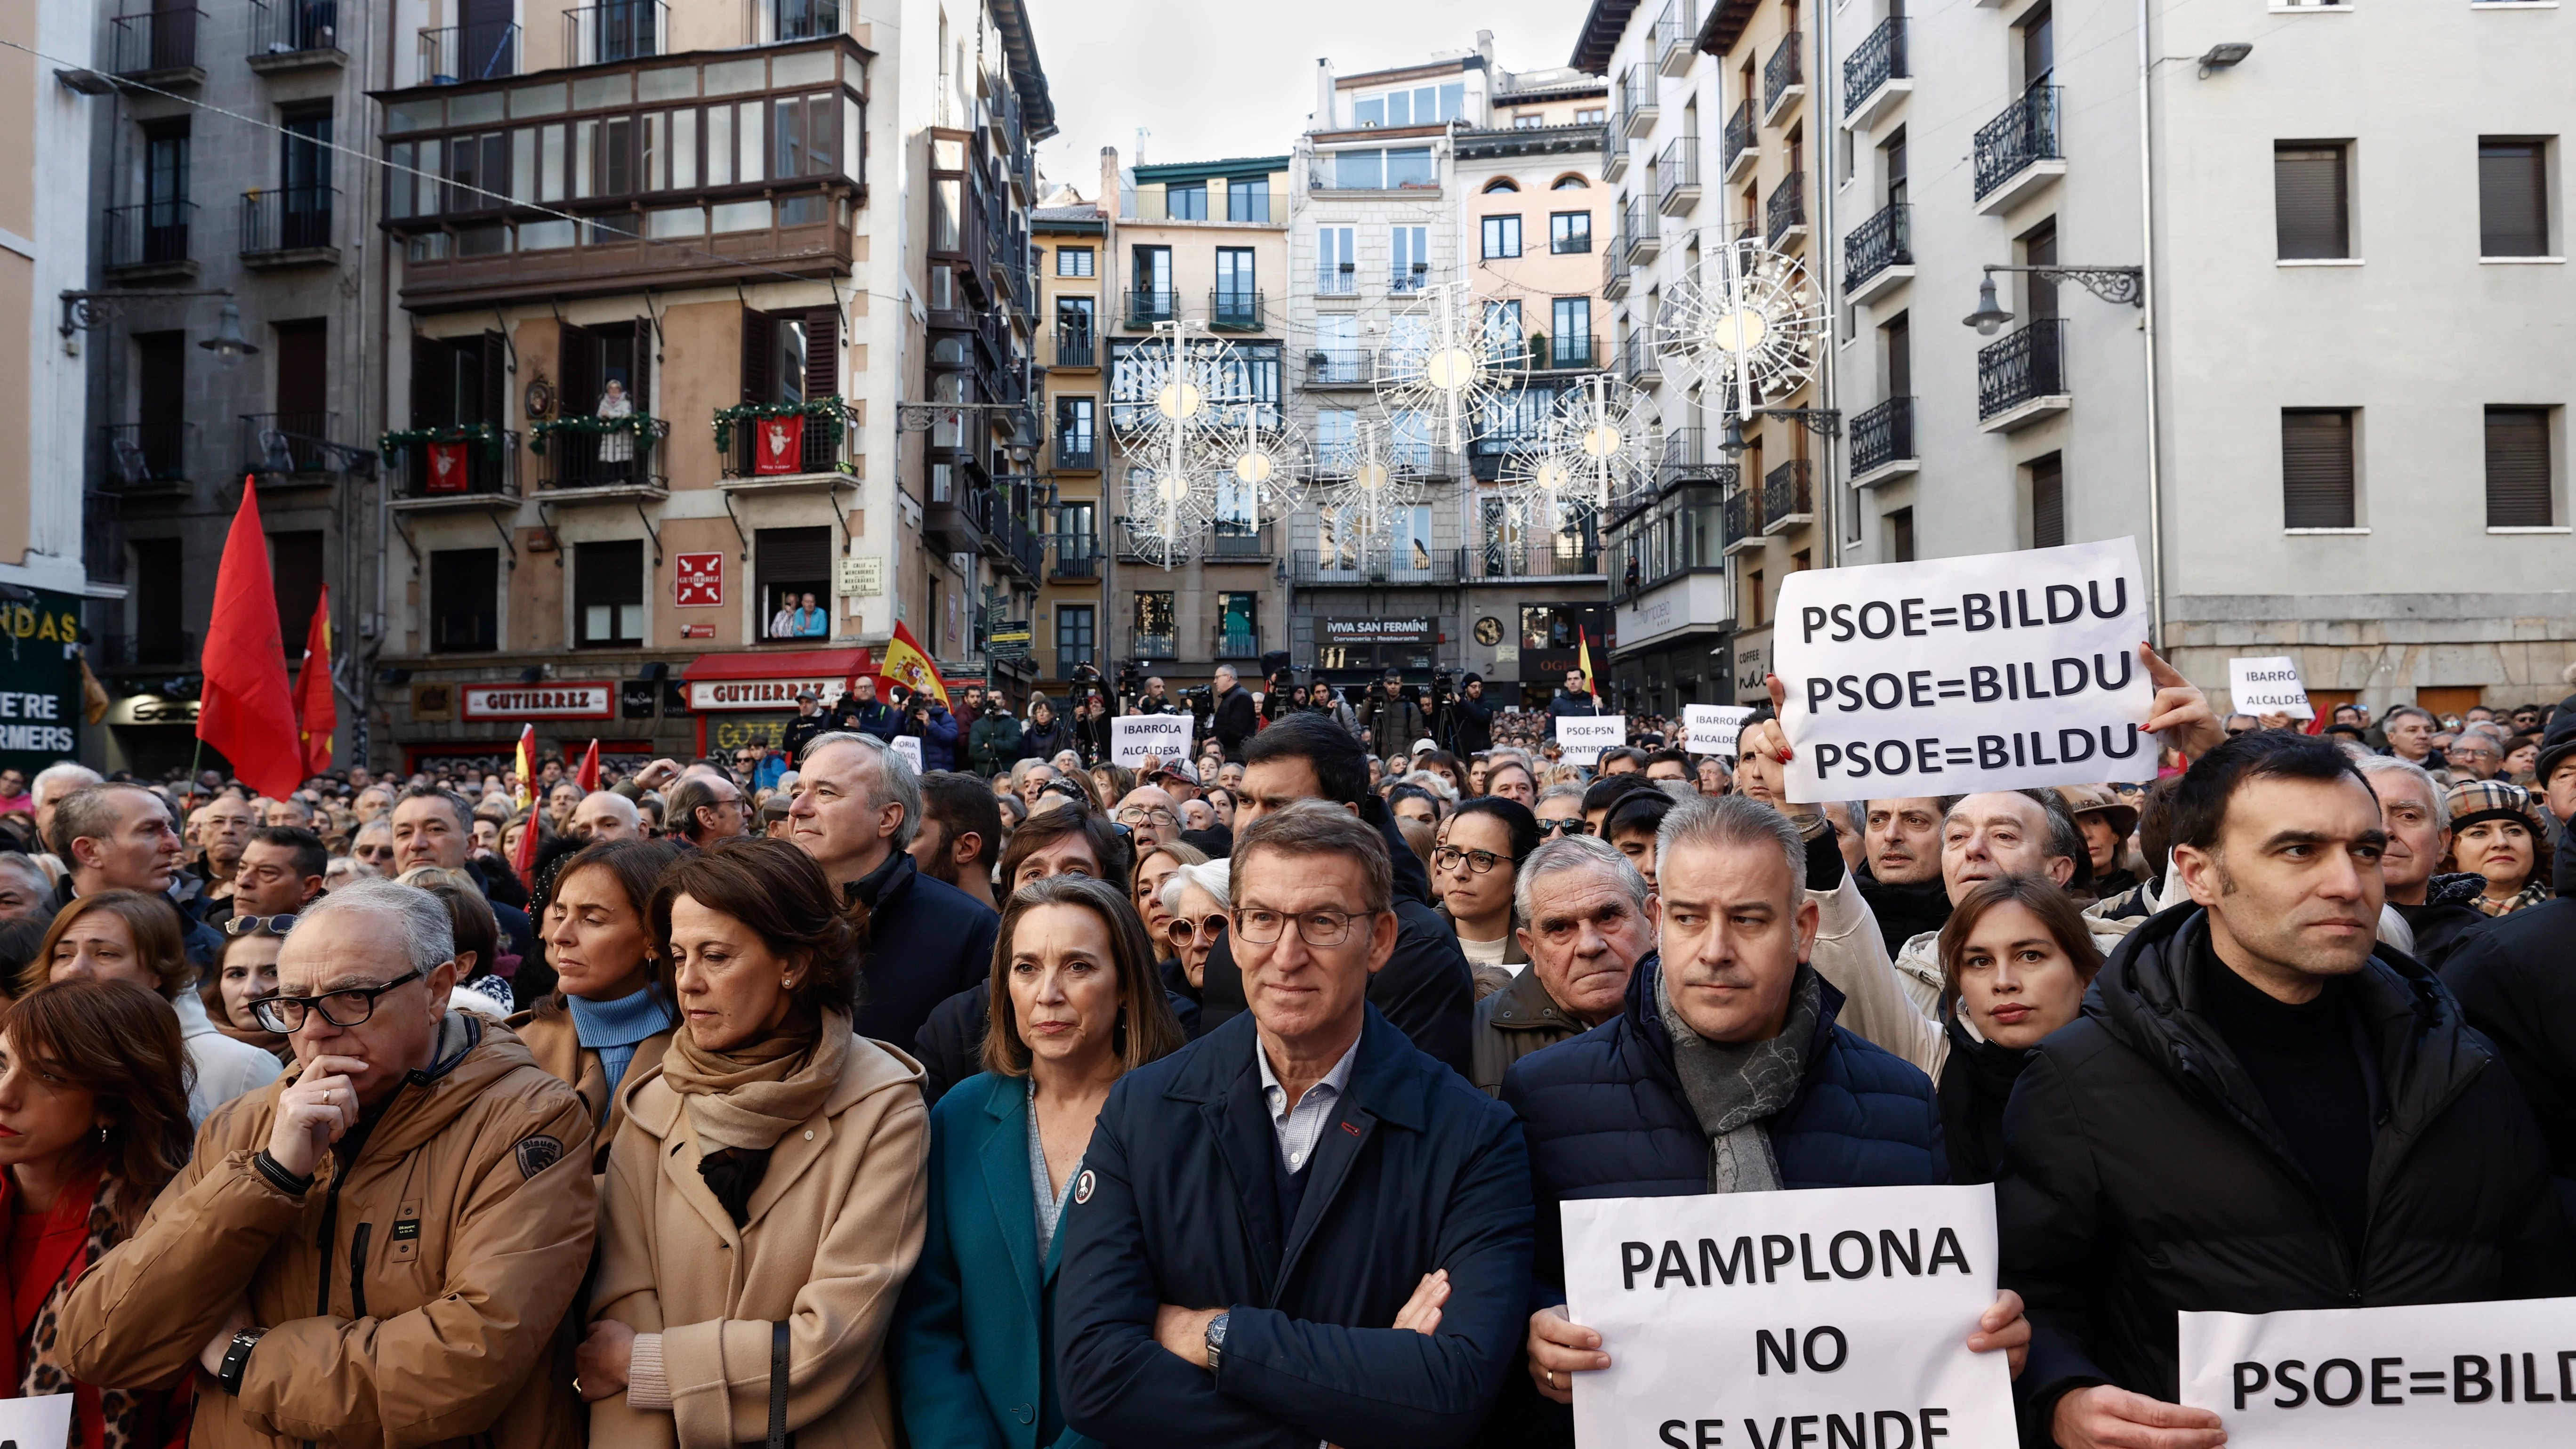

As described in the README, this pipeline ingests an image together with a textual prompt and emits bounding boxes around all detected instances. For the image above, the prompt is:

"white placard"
[1563,1185,2015,1449]
[1774,539,2156,804]
[1556,715,1626,766]
[0,1393,74,1447]
[888,735,923,773]
[2179,1297,2576,1447]
[2229,657,2315,720]
[1112,715,1194,768]
[1686,705,1757,759]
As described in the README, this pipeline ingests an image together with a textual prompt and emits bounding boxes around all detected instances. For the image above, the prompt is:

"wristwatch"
[217,1328,266,1396]
[1203,1312,1230,1376]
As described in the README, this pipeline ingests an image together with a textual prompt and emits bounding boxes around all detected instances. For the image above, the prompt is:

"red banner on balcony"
[425,442,468,492]
[754,415,805,475]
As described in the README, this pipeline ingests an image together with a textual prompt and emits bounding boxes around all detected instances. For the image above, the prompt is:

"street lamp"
[198,302,260,370]
[1960,264,2145,334]
[1964,274,2013,336]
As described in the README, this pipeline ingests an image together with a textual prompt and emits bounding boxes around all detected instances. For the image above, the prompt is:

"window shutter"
[756,526,831,586]
[740,307,773,404]
[2281,410,2356,528]
[556,319,597,415]
[804,304,838,401]
[2485,407,2553,528]
[2030,455,2065,548]
[2479,143,2548,258]
[478,330,507,426]
[631,314,654,413]
[410,335,453,426]
[2274,146,2348,260]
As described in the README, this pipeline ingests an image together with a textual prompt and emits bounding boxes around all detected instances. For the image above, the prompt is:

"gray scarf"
[1656,962,1822,1193]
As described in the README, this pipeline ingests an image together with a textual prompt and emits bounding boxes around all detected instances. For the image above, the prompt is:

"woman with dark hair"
[893,875,1185,1449]
[1433,797,1540,997]
[578,837,928,1446]
[998,806,1134,896]
[0,978,196,1446]
[1021,695,1076,765]
[1934,874,2107,1183]
[512,838,689,1167]
[204,921,293,1063]
[2442,778,2555,917]
[33,892,280,1127]
[397,864,515,1017]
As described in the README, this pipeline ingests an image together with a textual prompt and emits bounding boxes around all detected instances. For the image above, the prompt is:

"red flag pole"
[574,738,601,792]
[196,477,305,797]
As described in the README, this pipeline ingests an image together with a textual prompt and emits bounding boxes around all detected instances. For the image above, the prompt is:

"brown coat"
[58,1014,598,1449]
[508,1003,673,1172]
[1468,959,1587,1096]
[588,1034,930,1449]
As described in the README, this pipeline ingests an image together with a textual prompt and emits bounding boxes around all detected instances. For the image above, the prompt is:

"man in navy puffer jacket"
[1499,795,2028,1447]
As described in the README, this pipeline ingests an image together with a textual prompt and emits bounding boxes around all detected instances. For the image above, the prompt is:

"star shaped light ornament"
[1120,461,1217,570]
[1196,412,1310,535]
[1112,321,1254,570]
[1509,374,1657,523]
[1652,236,1825,419]
[1312,419,1425,565]
[1376,280,1522,455]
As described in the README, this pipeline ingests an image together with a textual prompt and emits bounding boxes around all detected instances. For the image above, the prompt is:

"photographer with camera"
[897,690,960,771]
[1123,673,1183,718]
[1448,671,1494,756]
[1358,668,1426,763]
[1208,665,1258,763]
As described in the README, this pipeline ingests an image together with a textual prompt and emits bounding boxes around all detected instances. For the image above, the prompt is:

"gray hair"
[293,877,458,976]
[2354,753,2448,825]
[801,730,921,850]
[1159,858,1232,914]
[396,784,475,834]
[1937,789,2085,873]
[29,763,101,809]
[1232,800,1393,913]
[1401,770,1458,803]
[1537,781,1587,807]
[47,782,167,860]
[1514,834,1650,926]
[1654,794,1805,892]
[2383,704,2436,729]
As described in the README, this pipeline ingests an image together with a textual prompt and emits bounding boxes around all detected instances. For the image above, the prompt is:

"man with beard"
[910,771,1002,911]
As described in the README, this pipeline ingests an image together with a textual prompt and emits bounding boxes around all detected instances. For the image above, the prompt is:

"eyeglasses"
[1232,907,1380,947]
[1166,914,1229,946]
[224,914,299,937]
[250,966,424,1033]
[1115,805,1180,828]
[1538,817,1591,837]
[1433,845,1509,875]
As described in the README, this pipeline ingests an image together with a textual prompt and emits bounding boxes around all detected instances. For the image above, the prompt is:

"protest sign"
[1112,714,1194,768]
[0,1394,71,1447]
[1773,538,2155,803]
[1556,715,1626,766]
[1686,705,1756,759]
[888,735,923,773]
[1563,1185,2015,1449]
[2179,1296,2576,1448]
[2229,657,2315,720]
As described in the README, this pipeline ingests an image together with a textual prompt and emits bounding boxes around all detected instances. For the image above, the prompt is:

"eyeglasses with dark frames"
[1433,845,1508,875]
[1230,907,1381,947]
[250,966,426,1034]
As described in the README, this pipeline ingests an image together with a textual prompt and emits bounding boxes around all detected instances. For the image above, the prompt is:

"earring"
[96,1125,108,1144]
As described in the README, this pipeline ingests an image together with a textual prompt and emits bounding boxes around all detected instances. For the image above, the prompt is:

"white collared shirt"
[1257,1031,1362,1174]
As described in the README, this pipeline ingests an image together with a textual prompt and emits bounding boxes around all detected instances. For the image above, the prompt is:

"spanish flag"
[511,724,536,812]
[293,584,336,775]
[510,724,541,884]
[878,620,950,708]
[1576,625,1599,702]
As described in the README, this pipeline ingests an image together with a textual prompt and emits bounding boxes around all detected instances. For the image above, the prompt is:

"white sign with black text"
[888,735,923,774]
[1773,538,2156,803]
[1686,705,1757,759]
[2228,657,2316,721]
[1556,715,1626,766]
[2180,1296,2576,1448]
[1111,714,1194,768]
[1563,1185,2015,1449]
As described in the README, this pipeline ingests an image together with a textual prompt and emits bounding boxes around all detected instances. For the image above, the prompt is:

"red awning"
[681,648,874,681]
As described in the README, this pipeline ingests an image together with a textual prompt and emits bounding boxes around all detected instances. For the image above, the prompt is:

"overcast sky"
[1019,0,1591,196]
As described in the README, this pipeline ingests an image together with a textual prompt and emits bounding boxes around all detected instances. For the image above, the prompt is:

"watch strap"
[1203,1310,1230,1377]
[218,1328,265,1395]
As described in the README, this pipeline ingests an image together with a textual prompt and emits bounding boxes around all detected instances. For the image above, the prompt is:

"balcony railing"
[1723,98,1756,171]
[749,0,842,43]
[1763,458,1813,530]
[1623,333,1662,386]
[1654,0,1699,76]
[1619,64,1660,137]
[1850,396,1915,477]
[1622,201,1660,263]
[1842,202,1909,293]
[111,8,202,77]
[103,422,192,487]
[1766,176,1806,244]
[240,188,336,256]
[241,412,341,475]
[1978,318,2067,419]
[1656,136,1701,216]
[719,402,849,477]
[1661,427,1705,480]
[1468,544,1604,580]
[1974,83,2061,202]
[1054,437,1097,471]
[104,202,194,270]
[536,418,667,491]
[417,21,518,84]
[1844,16,1908,113]
[1209,289,1265,332]
[1763,31,1805,116]
[250,0,340,58]
[1048,546,1100,582]
[1051,327,1096,369]
[1318,263,1360,296]
[1210,521,1278,558]
[1723,486,1761,542]
[1125,287,1176,329]
[1539,336,1601,370]
[1602,246,1630,300]
[1393,262,1430,294]
[390,433,520,501]
[565,1,668,64]
[1306,347,1377,385]
[1214,626,1261,659]
[1290,550,1462,586]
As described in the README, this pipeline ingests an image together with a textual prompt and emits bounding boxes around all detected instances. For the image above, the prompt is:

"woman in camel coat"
[576,837,930,1449]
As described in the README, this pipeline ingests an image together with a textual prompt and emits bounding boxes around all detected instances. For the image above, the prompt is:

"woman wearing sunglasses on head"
[1157,860,1229,1038]
[207,916,295,1063]
[1432,798,1539,1000]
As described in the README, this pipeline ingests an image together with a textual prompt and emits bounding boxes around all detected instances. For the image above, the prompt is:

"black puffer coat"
[1999,906,2573,1440]
[2441,896,2576,1182]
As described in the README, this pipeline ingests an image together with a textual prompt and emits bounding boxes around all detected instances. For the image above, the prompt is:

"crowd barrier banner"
[1112,715,1194,768]
[1773,538,2155,803]
[2180,1297,2576,1448]
[2228,656,2316,720]
[1562,1184,2016,1449]
[1557,715,1626,766]
[1686,705,1756,759]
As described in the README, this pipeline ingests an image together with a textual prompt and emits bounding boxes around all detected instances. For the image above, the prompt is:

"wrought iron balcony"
[1763,459,1813,531]
[1602,130,1631,183]
[1393,262,1431,294]
[1211,625,1262,659]
[1655,0,1699,76]
[1620,64,1660,138]
[240,188,337,259]
[1211,521,1277,559]
[1054,437,1097,471]
[1052,327,1096,369]
[1723,98,1757,178]
[1850,395,1915,479]
[1656,136,1701,217]
[102,421,193,488]
[1763,31,1805,118]
[1978,318,2067,421]
[417,21,518,83]
[1306,347,1377,385]
[1317,262,1360,296]
[1765,175,1806,245]
[1623,333,1663,386]
[389,432,521,502]
[564,1,668,64]
[240,412,342,475]
[250,0,341,61]
[1723,486,1761,547]
[1842,202,1909,294]
[104,202,195,272]
[1974,83,2061,203]
[1125,287,1177,329]
[1623,201,1661,264]
[536,421,668,492]
[1470,542,1604,580]
[1661,427,1705,480]
[111,8,203,79]
[1048,545,1100,582]
[1844,17,1908,116]
[1208,289,1265,332]
[1602,246,1631,301]
[1542,336,1602,370]
[1290,550,1461,587]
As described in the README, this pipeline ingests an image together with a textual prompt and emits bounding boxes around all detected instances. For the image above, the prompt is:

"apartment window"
[773,94,838,178]
[1514,113,1546,129]
[2281,410,2357,529]
[1216,247,1256,298]
[1227,176,1270,222]
[1392,225,1429,290]
[1887,507,1916,563]
[929,130,964,252]
[1554,297,1591,362]
[1056,395,1095,461]
[1057,244,1094,276]
[1481,214,1522,258]
[2479,139,2551,258]
[1550,210,1592,253]
[1575,108,1606,125]
[1483,299,1524,349]
[1133,591,1175,657]
[1352,81,1466,129]
[1055,606,1095,668]
[1317,225,1356,290]
[741,306,835,408]
[575,540,646,646]
[2486,407,2555,527]
[2275,143,2350,260]
[1217,593,1259,655]
[2029,453,2066,548]
[1133,245,1173,302]
[131,539,185,660]
[1332,147,1434,190]
[1744,568,1765,628]
[428,548,499,652]
[1167,181,1207,220]
[756,526,832,640]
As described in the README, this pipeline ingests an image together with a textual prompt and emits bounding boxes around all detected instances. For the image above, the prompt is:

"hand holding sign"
[2230,655,2317,722]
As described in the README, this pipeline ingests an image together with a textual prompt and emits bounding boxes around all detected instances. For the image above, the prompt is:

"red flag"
[510,725,541,883]
[573,738,601,792]
[425,442,468,492]
[197,478,305,798]
[754,415,805,475]
[292,584,336,775]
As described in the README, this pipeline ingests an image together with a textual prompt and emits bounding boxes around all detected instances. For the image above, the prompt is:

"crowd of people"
[0,648,2565,1449]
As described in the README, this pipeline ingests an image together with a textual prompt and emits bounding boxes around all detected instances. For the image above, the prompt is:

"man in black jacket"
[1546,671,1600,720]
[1450,674,1494,756]
[2001,731,2572,1449]
[1209,664,1258,763]
[2442,896,2576,1195]
[1196,712,1476,1076]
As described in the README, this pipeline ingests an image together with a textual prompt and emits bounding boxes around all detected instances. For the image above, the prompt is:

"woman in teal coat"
[893,875,1188,1449]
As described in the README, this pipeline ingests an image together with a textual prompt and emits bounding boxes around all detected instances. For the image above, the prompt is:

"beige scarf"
[660,1010,851,1151]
